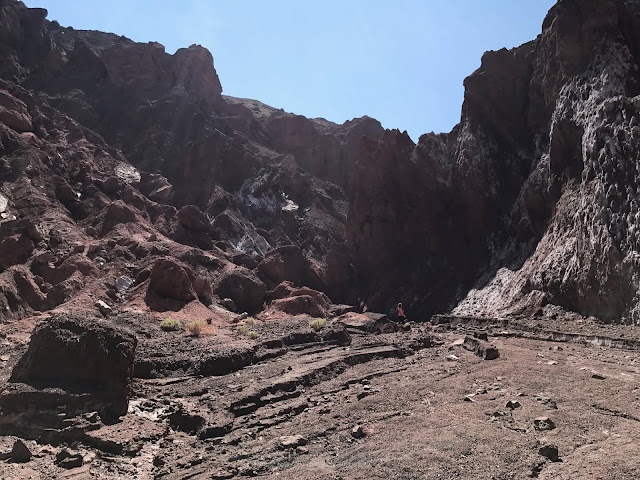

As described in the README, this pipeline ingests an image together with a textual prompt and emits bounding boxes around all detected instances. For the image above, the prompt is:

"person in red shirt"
[397,303,406,323]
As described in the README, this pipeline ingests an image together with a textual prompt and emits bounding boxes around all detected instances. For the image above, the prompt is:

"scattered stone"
[222,298,237,312]
[476,388,487,395]
[11,439,32,463]
[530,460,546,477]
[536,396,558,409]
[506,400,521,410]
[296,446,309,454]
[59,465,91,478]
[546,360,558,366]
[473,331,489,341]
[463,336,500,360]
[351,425,366,439]
[0,355,9,362]
[115,276,133,293]
[56,448,84,469]
[446,354,459,361]
[0,193,8,213]
[592,373,605,380]
[534,417,556,431]
[464,395,475,402]
[279,435,307,449]
[96,300,112,315]
[538,444,560,462]
[449,338,465,349]
[357,391,372,400]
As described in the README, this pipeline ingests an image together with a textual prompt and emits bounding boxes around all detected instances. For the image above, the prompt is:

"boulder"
[270,295,327,317]
[351,425,366,439]
[140,173,173,204]
[56,448,84,469]
[336,312,400,334]
[101,202,138,235]
[506,400,521,410]
[257,245,322,290]
[115,276,133,293]
[215,267,266,313]
[538,444,560,462]
[177,205,211,232]
[268,281,296,301]
[0,234,34,270]
[149,258,196,302]
[96,300,112,316]
[279,435,307,449]
[0,193,7,213]
[463,336,500,360]
[193,275,213,305]
[0,90,32,132]
[533,416,556,431]
[9,314,137,416]
[11,439,31,463]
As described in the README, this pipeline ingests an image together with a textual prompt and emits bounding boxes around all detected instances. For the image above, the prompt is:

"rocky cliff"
[350,0,640,324]
[0,0,385,322]
[1,0,640,325]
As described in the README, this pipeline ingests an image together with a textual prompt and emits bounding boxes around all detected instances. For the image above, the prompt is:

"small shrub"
[246,330,260,340]
[309,318,327,331]
[236,324,248,334]
[160,317,181,332]
[245,317,256,326]
[185,319,207,336]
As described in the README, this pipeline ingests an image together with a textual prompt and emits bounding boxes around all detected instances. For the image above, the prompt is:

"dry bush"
[236,324,248,334]
[160,317,181,332]
[185,318,207,336]
[309,318,327,331]
[246,330,260,340]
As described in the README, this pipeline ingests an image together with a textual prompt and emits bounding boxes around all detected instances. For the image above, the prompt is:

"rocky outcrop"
[10,314,137,416]
[214,267,266,313]
[349,0,640,323]
[149,258,197,302]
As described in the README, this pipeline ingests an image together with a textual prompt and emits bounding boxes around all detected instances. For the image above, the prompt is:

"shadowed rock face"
[350,0,640,322]
[10,314,137,416]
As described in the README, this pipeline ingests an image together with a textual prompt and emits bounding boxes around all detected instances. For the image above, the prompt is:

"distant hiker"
[397,303,406,323]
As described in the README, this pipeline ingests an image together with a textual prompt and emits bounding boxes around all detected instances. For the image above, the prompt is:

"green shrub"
[160,317,181,332]
[185,318,207,336]
[246,330,260,340]
[309,318,327,331]
[236,324,248,334]
[245,317,256,326]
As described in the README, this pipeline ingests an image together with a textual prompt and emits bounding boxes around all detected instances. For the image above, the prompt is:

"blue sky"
[25,1,556,140]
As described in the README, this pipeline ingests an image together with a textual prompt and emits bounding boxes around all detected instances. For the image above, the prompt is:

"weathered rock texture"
[10,314,137,415]
[0,0,640,326]
[350,0,640,323]
[0,0,381,323]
